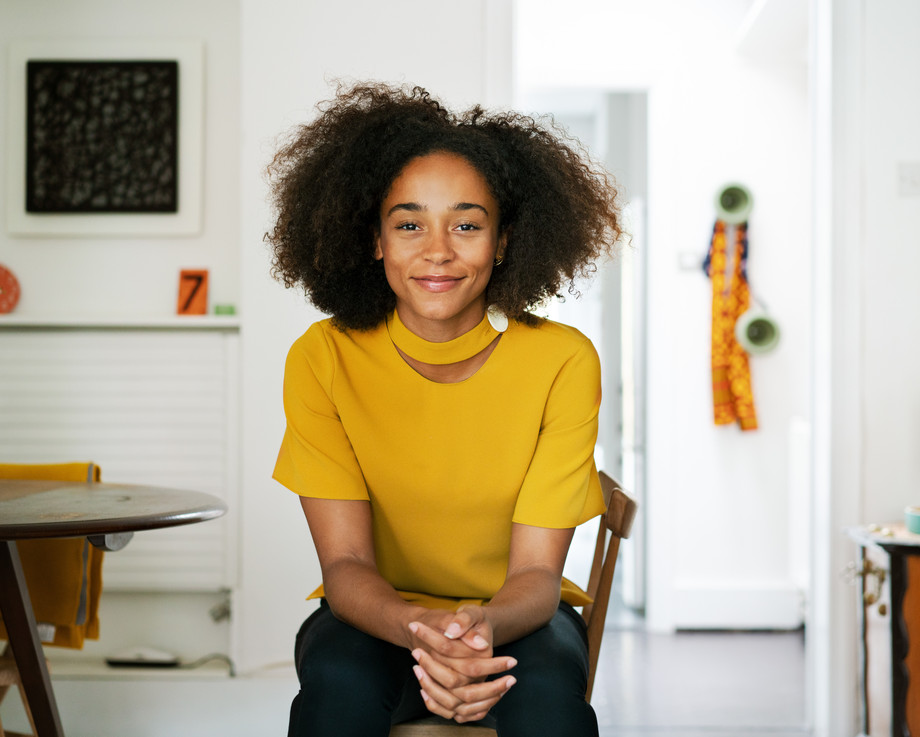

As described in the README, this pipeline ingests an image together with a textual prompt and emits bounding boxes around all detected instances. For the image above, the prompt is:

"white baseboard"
[672,580,806,630]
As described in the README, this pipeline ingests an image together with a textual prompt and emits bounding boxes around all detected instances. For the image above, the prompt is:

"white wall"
[516,0,812,630]
[861,0,920,523]
[0,0,241,316]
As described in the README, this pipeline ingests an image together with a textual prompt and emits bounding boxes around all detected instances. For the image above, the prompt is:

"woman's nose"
[422,230,453,263]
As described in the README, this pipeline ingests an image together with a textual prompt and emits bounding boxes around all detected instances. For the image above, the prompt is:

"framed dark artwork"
[26,60,179,214]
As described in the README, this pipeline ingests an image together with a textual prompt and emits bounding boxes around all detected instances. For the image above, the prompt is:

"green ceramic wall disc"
[735,309,780,354]
[715,183,754,224]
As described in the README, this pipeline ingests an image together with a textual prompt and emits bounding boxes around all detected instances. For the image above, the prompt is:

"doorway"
[517,88,648,620]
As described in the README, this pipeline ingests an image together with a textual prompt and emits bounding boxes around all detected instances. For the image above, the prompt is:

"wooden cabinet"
[849,525,920,737]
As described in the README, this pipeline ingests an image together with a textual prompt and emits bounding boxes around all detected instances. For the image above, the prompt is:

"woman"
[268,82,622,737]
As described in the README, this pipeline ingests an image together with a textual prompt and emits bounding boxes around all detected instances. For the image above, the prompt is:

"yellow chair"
[0,462,103,737]
[389,471,638,737]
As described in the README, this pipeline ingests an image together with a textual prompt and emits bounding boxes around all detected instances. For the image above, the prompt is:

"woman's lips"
[413,275,463,293]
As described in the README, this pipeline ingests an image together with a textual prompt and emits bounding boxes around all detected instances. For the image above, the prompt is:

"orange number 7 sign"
[177,269,209,315]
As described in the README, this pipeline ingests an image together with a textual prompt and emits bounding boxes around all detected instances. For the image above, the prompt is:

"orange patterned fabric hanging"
[705,221,758,431]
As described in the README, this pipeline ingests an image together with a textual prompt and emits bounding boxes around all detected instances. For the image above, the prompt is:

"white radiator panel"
[0,328,239,591]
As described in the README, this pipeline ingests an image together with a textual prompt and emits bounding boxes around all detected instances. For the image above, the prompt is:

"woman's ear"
[496,228,510,261]
[373,230,383,260]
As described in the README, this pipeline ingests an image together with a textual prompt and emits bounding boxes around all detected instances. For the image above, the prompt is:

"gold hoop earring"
[493,256,504,266]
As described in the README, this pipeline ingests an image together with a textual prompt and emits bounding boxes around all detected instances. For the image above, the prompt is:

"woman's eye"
[457,222,480,231]
[396,222,420,231]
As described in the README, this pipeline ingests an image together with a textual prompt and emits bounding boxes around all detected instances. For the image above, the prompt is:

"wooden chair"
[389,471,638,736]
[0,462,102,737]
[0,644,37,737]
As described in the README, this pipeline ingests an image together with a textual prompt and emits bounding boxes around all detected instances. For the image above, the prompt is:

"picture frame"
[6,40,203,236]
[26,59,180,214]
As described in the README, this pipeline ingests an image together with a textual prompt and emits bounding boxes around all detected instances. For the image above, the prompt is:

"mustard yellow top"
[273,311,606,610]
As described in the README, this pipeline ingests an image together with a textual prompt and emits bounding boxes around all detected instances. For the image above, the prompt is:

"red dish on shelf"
[0,264,21,314]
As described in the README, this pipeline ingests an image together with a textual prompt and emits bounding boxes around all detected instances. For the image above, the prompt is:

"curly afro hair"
[266,81,623,330]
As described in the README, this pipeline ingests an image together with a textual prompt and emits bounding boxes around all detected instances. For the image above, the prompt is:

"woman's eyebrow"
[385,202,490,218]
[386,202,424,217]
[453,202,489,215]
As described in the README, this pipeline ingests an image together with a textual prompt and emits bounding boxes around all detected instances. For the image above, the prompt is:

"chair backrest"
[389,471,638,735]
[582,471,637,701]
[0,462,99,483]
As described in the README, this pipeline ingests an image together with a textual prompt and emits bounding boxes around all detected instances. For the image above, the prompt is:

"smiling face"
[374,151,506,342]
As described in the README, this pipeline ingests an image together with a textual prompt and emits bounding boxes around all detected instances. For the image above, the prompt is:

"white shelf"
[0,314,240,330]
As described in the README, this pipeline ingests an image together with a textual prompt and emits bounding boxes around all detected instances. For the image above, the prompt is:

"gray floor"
[593,604,809,737]
[0,599,811,737]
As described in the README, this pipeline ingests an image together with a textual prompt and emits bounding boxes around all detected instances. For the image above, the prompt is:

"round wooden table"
[0,480,227,737]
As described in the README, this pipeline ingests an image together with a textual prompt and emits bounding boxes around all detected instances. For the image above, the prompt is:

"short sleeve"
[272,324,369,500]
[512,336,605,528]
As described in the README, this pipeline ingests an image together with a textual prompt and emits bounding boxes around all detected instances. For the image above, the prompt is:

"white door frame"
[809,0,862,734]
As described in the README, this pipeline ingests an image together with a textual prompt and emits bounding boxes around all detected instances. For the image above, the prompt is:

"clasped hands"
[407,605,517,723]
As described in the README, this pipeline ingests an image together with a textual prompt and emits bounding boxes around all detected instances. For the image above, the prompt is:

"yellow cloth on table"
[706,221,758,431]
[0,462,104,649]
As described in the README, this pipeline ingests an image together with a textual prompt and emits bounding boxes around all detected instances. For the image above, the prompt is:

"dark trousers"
[288,600,599,737]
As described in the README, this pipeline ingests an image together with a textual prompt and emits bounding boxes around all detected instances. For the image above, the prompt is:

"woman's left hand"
[442,605,494,651]
[409,605,496,680]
